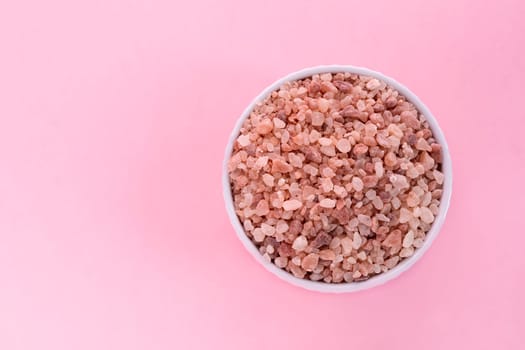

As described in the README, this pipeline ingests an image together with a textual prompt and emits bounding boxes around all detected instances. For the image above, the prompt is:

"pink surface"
[0,0,524,349]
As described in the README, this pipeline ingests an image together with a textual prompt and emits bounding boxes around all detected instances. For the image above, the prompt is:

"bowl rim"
[222,65,452,293]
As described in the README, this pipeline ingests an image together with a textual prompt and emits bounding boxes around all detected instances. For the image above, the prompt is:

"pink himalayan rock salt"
[336,138,351,153]
[237,134,250,147]
[320,198,337,208]
[282,199,302,211]
[292,235,308,251]
[229,72,444,284]
[271,159,293,173]
[256,118,273,135]
[301,253,319,271]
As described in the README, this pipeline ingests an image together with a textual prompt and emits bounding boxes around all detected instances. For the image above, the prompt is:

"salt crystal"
[262,174,274,187]
[237,134,250,147]
[271,159,293,173]
[256,118,274,135]
[320,178,334,193]
[406,191,420,207]
[387,124,403,138]
[318,98,330,113]
[399,247,414,258]
[301,253,319,271]
[352,177,364,192]
[320,73,332,81]
[400,111,421,129]
[391,197,401,209]
[357,251,367,261]
[320,145,336,156]
[273,118,286,129]
[366,78,381,90]
[384,256,399,269]
[357,214,372,226]
[352,143,368,156]
[254,156,268,170]
[420,207,435,224]
[319,249,336,260]
[420,151,435,171]
[363,175,378,188]
[341,237,353,255]
[433,170,444,185]
[261,223,275,236]
[384,152,397,167]
[255,200,270,216]
[292,235,308,251]
[399,207,412,223]
[376,213,390,222]
[309,129,321,143]
[282,199,302,211]
[406,166,419,179]
[336,138,351,153]
[374,161,384,177]
[372,197,384,210]
[311,111,325,126]
[303,164,319,176]
[385,96,398,109]
[402,230,414,248]
[352,232,363,249]
[413,238,424,248]
[243,219,254,231]
[320,167,335,178]
[274,257,288,268]
[416,138,432,151]
[288,153,303,168]
[252,228,265,242]
[382,229,402,248]
[320,198,336,208]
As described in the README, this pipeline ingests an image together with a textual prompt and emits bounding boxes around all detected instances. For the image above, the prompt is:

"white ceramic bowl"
[223,65,452,293]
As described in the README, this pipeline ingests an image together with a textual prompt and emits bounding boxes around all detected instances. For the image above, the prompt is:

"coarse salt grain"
[319,137,332,146]
[301,253,319,271]
[352,232,363,249]
[255,200,270,216]
[352,177,364,192]
[336,138,351,153]
[262,174,274,187]
[420,207,435,224]
[341,237,353,255]
[261,223,275,236]
[433,170,444,185]
[311,111,325,126]
[275,257,288,268]
[256,118,273,135]
[320,198,336,208]
[252,228,265,242]
[402,230,415,248]
[273,118,286,129]
[319,249,336,260]
[275,220,289,234]
[399,247,415,258]
[318,98,330,113]
[237,134,250,147]
[282,199,302,211]
[292,235,308,251]
[366,78,381,90]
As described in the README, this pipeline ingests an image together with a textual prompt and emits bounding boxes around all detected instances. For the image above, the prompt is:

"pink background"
[0,0,524,349]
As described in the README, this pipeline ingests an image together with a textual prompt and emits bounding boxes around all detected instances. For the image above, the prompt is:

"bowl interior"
[223,65,452,293]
